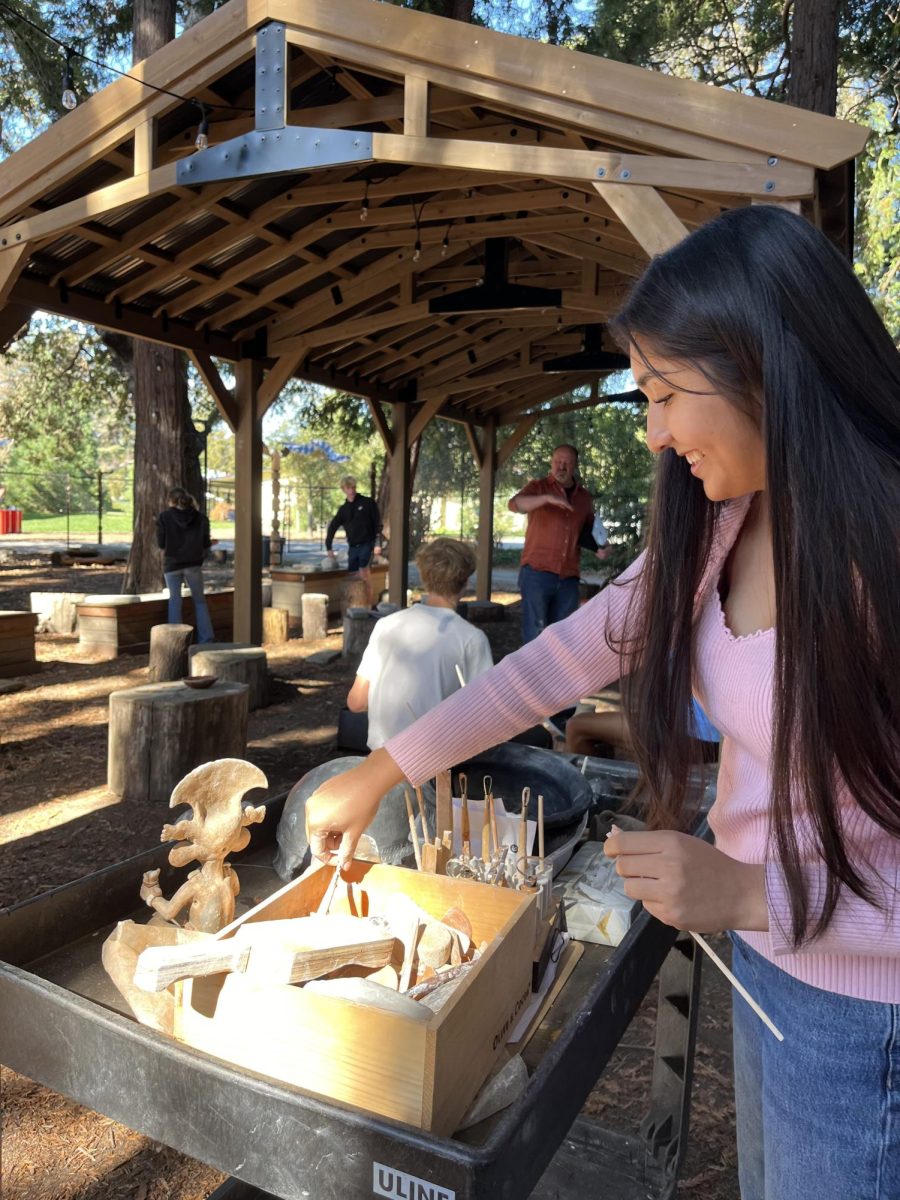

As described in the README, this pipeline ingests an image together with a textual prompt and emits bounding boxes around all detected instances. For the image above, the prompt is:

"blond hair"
[340,474,357,490]
[414,537,476,599]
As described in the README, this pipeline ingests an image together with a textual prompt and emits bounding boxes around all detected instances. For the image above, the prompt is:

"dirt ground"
[0,556,739,1200]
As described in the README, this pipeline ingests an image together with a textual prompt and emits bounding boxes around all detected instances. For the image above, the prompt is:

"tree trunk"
[123,341,201,592]
[148,623,194,682]
[124,0,203,594]
[787,0,839,116]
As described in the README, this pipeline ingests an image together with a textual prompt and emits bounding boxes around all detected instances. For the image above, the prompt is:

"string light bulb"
[413,239,421,263]
[360,181,369,222]
[194,102,209,151]
[61,50,77,110]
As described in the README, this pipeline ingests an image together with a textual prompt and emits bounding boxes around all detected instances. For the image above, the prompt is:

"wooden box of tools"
[174,860,537,1134]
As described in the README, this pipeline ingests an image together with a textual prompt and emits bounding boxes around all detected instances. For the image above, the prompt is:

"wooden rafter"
[189,351,239,430]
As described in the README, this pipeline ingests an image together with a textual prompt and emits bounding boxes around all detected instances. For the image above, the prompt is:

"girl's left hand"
[604,829,768,933]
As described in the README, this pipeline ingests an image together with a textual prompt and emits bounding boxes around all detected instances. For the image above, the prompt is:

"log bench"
[0,610,40,677]
[107,679,249,803]
[77,590,234,656]
[189,647,268,710]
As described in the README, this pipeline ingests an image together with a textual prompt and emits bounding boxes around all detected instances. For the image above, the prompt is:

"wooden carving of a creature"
[140,758,268,933]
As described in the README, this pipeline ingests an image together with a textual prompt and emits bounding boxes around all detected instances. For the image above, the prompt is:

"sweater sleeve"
[155,513,166,550]
[385,552,646,784]
[202,514,211,550]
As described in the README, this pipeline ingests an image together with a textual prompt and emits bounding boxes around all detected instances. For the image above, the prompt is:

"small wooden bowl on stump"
[183,675,216,689]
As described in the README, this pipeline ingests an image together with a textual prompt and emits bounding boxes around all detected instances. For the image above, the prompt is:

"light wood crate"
[175,861,537,1134]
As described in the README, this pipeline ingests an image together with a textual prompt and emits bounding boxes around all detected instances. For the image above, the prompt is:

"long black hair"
[610,205,900,946]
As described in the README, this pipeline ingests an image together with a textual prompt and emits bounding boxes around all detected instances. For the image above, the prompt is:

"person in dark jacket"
[155,486,216,643]
[325,475,381,603]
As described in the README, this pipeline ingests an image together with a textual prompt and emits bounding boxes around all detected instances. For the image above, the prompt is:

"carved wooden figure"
[141,757,268,933]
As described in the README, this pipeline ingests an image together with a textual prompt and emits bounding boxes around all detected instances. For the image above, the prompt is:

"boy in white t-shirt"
[347,538,493,750]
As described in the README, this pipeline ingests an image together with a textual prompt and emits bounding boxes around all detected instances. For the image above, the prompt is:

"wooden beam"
[0,245,29,306]
[408,394,446,444]
[594,183,689,256]
[387,401,411,607]
[134,119,158,176]
[0,302,33,351]
[278,9,867,168]
[233,359,264,646]
[11,276,241,362]
[189,351,238,432]
[369,134,814,199]
[0,162,179,250]
[404,75,430,138]
[475,417,496,602]
[464,422,483,469]
[256,348,310,421]
[497,414,540,469]
[367,397,394,454]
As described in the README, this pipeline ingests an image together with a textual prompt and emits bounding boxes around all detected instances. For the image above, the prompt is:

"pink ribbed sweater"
[387,495,900,1003]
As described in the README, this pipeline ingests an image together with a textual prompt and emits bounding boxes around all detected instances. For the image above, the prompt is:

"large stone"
[30,591,86,633]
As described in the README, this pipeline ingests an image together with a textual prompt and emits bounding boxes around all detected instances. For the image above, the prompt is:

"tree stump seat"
[107,679,249,802]
[189,647,269,710]
[270,564,388,632]
[0,610,40,678]
[77,589,234,656]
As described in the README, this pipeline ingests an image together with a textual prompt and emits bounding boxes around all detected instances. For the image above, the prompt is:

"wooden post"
[301,593,329,640]
[234,360,263,644]
[388,400,411,608]
[148,623,194,683]
[262,607,290,645]
[476,417,496,603]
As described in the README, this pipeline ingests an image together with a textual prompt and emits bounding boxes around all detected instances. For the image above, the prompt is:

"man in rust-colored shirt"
[508,444,606,642]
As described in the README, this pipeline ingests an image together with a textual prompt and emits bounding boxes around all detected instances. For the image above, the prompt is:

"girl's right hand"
[304,748,405,870]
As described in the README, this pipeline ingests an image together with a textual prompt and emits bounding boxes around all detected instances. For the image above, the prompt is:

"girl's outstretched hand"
[304,748,405,871]
[604,828,768,933]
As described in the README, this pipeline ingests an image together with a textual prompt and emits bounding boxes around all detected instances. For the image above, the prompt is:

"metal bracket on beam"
[176,126,374,185]
[176,21,373,186]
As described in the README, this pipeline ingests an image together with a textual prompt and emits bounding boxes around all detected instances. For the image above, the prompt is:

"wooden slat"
[593,183,689,256]
[366,397,394,454]
[404,75,430,138]
[367,133,815,200]
[497,414,540,468]
[0,163,180,250]
[255,349,310,420]
[408,394,446,444]
[189,351,239,431]
[0,245,29,305]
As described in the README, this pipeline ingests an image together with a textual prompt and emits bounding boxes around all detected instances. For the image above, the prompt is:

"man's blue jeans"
[164,565,215,643]
[731,933,900,1199]
[518,564,579,643]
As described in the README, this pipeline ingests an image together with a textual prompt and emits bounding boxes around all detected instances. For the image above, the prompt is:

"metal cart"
[0,782,707,1200]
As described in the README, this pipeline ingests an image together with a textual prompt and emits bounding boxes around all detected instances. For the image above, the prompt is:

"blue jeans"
[348,540,375,571]
[164,565,215,643]
[731,934,900,1199]
[518,564,579,643]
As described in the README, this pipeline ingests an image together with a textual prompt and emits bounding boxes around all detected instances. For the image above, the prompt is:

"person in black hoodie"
[156,487,216,643]
[325,474,381,604]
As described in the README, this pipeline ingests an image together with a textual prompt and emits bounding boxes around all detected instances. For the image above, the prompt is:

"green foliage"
[0,318,132,514]
[852,101,899,340]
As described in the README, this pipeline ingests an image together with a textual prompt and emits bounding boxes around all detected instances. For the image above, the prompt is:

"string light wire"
[0,0,252,115]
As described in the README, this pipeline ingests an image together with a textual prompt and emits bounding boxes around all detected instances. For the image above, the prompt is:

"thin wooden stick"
[537,793,545,871]
[518,787,530,881]
[404,788,423,870]
[455,663,466,688]
[316,864,342,916]
[460,773,470,856]
[414,785,430,843]
[690,932,784,1042]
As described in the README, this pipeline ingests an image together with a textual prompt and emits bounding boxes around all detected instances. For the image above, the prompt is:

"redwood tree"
[123,0,204,593]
